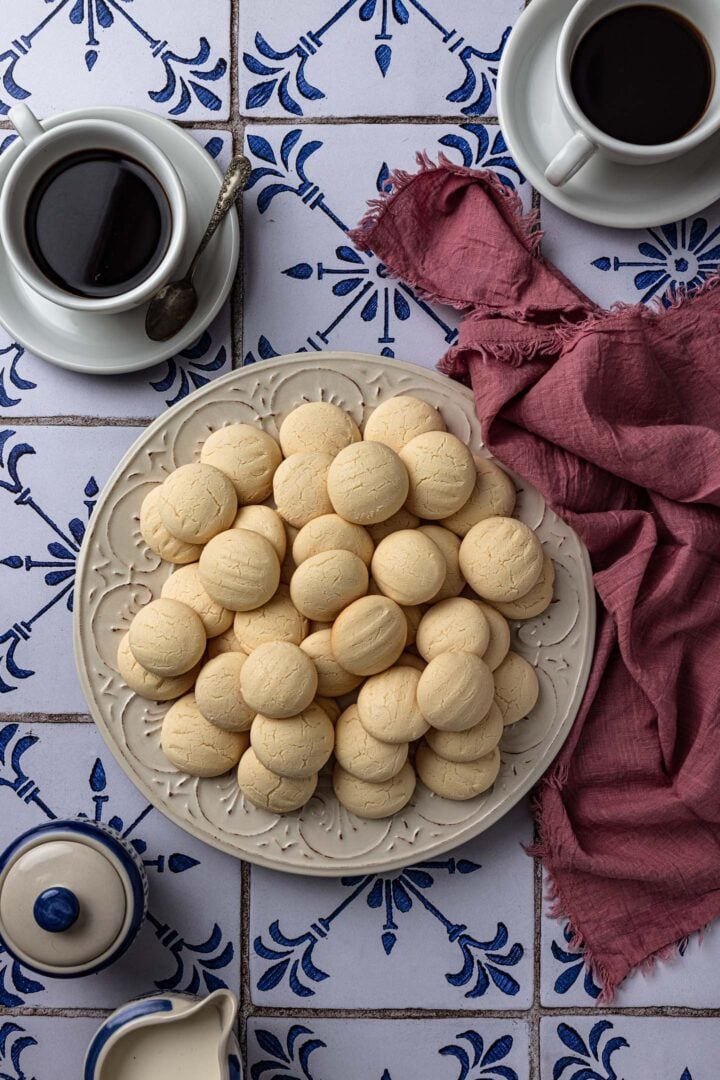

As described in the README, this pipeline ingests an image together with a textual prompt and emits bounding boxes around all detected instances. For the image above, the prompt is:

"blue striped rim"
[84,998,173,1079]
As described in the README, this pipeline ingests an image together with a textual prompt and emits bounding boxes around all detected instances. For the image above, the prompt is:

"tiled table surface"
[0,2,718,1077]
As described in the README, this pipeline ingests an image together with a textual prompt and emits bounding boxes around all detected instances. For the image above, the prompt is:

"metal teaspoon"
[145,153,251,342]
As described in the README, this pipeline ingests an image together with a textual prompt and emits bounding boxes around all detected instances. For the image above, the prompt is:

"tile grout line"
[229,0,244,378]
[240,860,253,1062]
[3,1004,719,1020]
[0,114,502,130]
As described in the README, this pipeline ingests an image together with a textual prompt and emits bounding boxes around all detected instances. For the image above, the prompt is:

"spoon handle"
[188,154,252,276]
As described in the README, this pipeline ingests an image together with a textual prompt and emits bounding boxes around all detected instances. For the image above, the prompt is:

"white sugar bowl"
[84,989,241,1080]
[0,818,148,978]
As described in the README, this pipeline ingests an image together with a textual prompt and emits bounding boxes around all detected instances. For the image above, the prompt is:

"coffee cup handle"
[8,104,44,146]
[545,132,596,187]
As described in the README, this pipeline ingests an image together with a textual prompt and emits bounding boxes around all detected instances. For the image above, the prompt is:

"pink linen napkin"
[350,157,720,997]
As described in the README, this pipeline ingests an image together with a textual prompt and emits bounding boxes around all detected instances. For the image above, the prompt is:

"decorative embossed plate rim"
[74,353,595,875]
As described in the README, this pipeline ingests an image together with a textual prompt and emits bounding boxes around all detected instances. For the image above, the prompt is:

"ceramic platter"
[74,354,595,875]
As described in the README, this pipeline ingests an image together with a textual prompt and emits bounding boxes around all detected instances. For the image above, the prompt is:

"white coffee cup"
[545,0,720,187]
[0,104,187,314]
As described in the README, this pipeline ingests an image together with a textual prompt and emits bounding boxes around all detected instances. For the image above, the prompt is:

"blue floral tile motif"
[540,1018,711,1080]
[243,122,525,366]
[549,924,602,1000]
[0,1020,37,1080]
[0,1016,103,1079]
[0,426,136,712]
[0,723,239,1008]
[591,218,720,305]
[0,0,229,118]
[0,342,36,410]
[239,0,522,117]
[251,1025,326,1080]
[248,1019,530,1080]
[255,857,523,1001]
[148,328,229,407]
[250,802,532,1009]
[0,430,96,694]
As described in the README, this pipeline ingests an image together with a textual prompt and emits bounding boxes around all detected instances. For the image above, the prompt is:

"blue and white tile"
[541,196,720,308]
[249,799,533,1009]
[0,130,234,419]
[0,0,230,121]
[239,0,523,119]
[248,1017,530,1080]
[0,722,241,1008]
[541,1016,713,1080]
[541,877,720,1007]
[0,425,139,712]
[0,1015,100,1080]
[243,121,528,367]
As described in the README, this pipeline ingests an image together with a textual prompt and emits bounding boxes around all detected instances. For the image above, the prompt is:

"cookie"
[416,598,490,662]
[334,705,408,782]
[117,633,199,702]
[158,462,237,544]
[128,598,206,677]
[315,696,341,723]
[251,703,334,778]
[356,665,429,743]
[417,525,465,601]
[425,701,503,762]
[207,624,243,660]
[416,743,501,799]
[473,601,511,671]
[139,485,202,565]
[366,507,420,543]
[493,651,539,725]
[331,595,406,676]
[240,640,318,719]
[279,401,361,456]
[332,761,416,819]
[362,395,446,453]
[441,454,516,537]
[399,431,475,519]
[417,651,494,732]
[232,504,287,561]
[459,516,543,602]
[280,524,299,585]
[273,452,334,528]
[326,441,409,526]
[293,514,374,567]
[161,694,248,777]
[199,528,280,612]
[233,585,308,653]
[371,529,446,605]
[237,748,318,813]
[397,652,426,672]
[300,629,363,697]
[194,653,255,732]
[200,423,282,504]
[401,604,423,647]
[493,554,555,620]
[161,563,233,638]
[290,549,368,621]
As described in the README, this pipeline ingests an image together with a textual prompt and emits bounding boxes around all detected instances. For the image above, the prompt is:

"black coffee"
[25,149,171,298]
[570,5,713,145]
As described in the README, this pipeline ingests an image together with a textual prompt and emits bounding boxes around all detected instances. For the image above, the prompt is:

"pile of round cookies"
[117,394,552,820]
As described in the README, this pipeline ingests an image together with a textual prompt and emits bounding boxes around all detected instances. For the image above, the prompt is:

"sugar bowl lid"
[0,819,148,977]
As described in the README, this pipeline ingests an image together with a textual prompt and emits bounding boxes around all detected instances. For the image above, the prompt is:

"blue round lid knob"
[33,886,80,933]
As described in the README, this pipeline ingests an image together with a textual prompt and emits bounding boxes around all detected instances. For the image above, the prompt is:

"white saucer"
[0,107,239,375]
[497,0,720,229]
